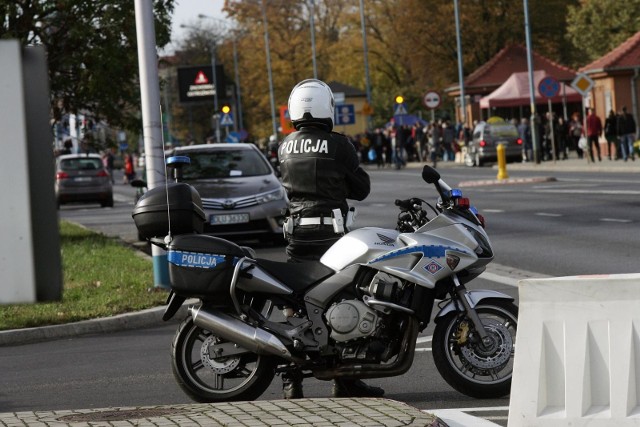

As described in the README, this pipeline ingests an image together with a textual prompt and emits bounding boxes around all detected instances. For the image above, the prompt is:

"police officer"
[278,79,383,399]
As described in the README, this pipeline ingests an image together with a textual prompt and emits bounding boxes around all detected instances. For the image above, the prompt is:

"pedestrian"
[277,78,383,400]
[604,109,619,160]
[517,118,533,162]
[586,108,603,162]
[618,106,636,161]
[569,112,584,159]
[373,128,387,168]
[441,121,455,161]
[102,148,115,183]
[429,121,442,164]
[556,117,569,160]
[123,153,135,184]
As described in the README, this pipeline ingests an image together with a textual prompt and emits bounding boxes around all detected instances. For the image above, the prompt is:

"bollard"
[496,143,509,180]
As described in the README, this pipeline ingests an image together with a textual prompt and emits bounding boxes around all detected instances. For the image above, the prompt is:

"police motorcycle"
[132,159,517,402]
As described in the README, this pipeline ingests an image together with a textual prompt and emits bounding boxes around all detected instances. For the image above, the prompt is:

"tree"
[0,0,174,136]
[566,0,640,65]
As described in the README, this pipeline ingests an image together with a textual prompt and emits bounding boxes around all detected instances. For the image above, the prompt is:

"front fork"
[451,275,491,343]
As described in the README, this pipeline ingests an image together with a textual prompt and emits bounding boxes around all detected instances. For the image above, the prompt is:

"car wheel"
[101,194,114,208]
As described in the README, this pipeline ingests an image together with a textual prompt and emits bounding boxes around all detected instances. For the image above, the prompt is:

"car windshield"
[180,149,271,179]
[60,158,102,171]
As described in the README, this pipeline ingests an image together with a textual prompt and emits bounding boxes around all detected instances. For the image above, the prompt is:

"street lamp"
[260,0,278,139]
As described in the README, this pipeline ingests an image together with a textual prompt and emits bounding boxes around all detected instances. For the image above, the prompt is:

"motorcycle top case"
[132,183,205,239]
[167,234,246,300]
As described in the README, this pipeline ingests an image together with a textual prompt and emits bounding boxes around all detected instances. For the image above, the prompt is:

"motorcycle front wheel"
[171,316,276,402]
[432,299,518,399]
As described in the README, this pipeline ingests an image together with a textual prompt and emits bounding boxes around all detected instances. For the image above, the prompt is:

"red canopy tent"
[480,70,582,109]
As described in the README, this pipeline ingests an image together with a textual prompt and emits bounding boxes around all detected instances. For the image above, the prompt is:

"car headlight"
[256,187,285,204]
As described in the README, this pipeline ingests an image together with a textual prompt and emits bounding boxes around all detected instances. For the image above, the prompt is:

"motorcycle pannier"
[167,234,246,300]
[132,183,205,239]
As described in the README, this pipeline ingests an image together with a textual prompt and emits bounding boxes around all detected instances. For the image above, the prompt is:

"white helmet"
[288,79,334,131]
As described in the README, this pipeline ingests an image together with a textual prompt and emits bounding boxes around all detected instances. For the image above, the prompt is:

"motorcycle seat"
[254,259,334,293]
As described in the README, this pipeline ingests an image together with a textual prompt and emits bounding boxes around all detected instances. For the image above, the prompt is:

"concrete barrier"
[508,274,640,426]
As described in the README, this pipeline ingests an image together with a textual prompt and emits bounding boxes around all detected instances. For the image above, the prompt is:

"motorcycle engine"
[325,300,379,342]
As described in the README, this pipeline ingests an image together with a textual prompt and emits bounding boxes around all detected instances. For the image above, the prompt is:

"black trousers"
[286,224,341,262]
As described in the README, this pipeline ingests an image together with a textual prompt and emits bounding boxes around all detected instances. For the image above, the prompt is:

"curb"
[0,302,193,347]
[458,176,557,187]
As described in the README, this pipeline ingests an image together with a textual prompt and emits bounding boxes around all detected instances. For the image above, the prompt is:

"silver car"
[465,119,523,166]
[55,153,114,208]
[168,143,288,240]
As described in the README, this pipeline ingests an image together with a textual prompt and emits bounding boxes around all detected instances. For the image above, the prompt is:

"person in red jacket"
[586,108,603,162]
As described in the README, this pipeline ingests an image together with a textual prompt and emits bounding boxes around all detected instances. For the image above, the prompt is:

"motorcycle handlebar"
[395,198,422,211]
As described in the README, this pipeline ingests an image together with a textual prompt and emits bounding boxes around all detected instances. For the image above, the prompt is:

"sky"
[163,0,227,53]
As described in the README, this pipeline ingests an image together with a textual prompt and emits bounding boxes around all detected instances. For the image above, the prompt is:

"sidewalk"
[365,155,640,174]
[0,398,446,427]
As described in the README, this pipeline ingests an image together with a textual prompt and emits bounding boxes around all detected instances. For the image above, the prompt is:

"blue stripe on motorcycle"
[368,245,470,264]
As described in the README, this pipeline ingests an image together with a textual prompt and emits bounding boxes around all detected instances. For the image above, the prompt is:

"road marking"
[428,407,507,427]
[416,336,432,344]
[535,189,640,195]
[600,218,632,223]
[535,212,562,217]
[414,348,431,352]
[482,209,504,213]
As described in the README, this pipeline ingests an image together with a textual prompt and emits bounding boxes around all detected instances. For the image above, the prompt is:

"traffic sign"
[394,103,408,115]
[571,73,594,97]
[538,76,560,98]
[335,104,355,125]
[423,91,441,109]
[220,112,234,126]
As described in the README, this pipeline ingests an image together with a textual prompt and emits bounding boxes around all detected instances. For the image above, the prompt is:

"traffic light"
[221,105,231,114]
[395,95,404,104]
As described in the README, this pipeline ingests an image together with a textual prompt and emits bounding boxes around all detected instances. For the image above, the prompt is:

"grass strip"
[0,220,166,331]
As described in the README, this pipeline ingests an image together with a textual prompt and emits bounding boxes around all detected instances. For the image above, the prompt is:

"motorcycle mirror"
[421,165,440,184]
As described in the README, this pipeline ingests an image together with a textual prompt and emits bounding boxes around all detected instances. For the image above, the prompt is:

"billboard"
[177,65,226,104]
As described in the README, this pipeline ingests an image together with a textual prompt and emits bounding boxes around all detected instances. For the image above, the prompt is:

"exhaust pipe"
[189,305,299,362]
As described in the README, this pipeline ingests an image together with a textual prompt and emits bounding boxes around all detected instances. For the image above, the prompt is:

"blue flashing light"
[166,156,191,166]
[469,206,479,215]
[450,189,463,198]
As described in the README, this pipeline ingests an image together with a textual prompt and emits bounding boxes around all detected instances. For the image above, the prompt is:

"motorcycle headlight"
[256,187,285,204]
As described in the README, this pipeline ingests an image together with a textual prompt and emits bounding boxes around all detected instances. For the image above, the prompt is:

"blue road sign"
[394,103,408,115]
[538,76,560,98]
[220,112,234,126]
[335,104,355,125]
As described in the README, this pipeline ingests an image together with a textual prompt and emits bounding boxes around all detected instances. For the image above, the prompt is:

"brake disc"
[200,335,241,374]
[460,322,513,370]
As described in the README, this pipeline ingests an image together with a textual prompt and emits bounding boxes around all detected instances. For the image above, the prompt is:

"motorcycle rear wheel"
[432,299,518,398]
[172,316,276,402]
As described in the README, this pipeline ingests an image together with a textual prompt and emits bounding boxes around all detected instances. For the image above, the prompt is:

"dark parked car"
[167,143,288,240]
[55,153,113,208]
[464,118,523,166]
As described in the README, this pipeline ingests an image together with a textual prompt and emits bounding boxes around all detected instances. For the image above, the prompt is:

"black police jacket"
[278,127,370,218]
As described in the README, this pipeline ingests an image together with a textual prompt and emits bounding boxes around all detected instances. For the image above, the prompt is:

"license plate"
[74,177,92,182]
[210,213,250,225]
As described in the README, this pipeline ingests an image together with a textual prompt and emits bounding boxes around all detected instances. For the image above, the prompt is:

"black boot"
[282,370,304,399]
[332,379,384,398]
